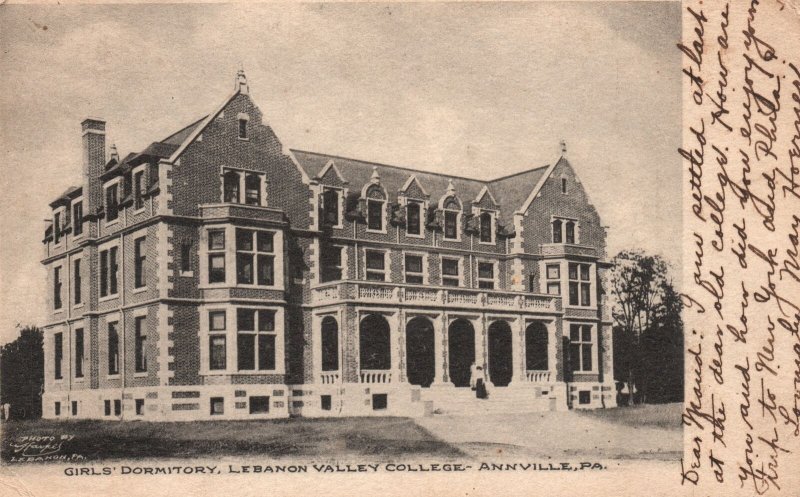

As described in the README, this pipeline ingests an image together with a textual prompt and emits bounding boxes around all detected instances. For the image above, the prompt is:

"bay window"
[568,262,592,307]
[569,324,594,372]
[545,264,561,295]
[236,309,276,371]
[320,245,343,283]
[208,311,227,370]
[236,229,275,286]
[207,230,226,284]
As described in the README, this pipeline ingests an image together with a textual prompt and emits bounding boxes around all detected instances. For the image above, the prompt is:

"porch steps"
[420,386,556,415]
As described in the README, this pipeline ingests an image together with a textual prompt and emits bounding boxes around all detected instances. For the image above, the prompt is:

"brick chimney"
[81,118,106,216]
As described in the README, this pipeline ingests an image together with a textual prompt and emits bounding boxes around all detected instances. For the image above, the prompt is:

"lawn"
[1,417,462,464]
[573,402,683,430]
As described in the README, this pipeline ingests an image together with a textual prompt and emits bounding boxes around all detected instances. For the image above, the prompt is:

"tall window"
[244,174,261,205]
[237,309,276,371]
[320,246,343,283]
[236,229,275,286]
[133,170,144,210]
[134,316,147,373]
[134,237,146,288]
[238,117,248,139]
[53,211,62,244]
[565,221,576,244]
[73,259,82,305]
[545,264,561,295]
[569,324,593,372]
[180,242,192,273]
[108,322,119,375]
[367,199,384,231]
[477,262,495,289]
[209,311,227,370]
[365,250,386,281]
[54,332,63,380]
[105,183,119,222]
[53,266,62,310]
[74,328,84,378]
[321,317,339,372]
[552,219,562,243]
[99,247,119,297]
[568,263,592,307]
[208,230,226,284]
[479,211,493,243]
[322,188,340,226]
[443,198,460,240]
[72,201,83,236]
[562,177,568,194]
[441,258,460,287]
[223,171,240,203]
[406,201,422,236]
[404,254,424,284]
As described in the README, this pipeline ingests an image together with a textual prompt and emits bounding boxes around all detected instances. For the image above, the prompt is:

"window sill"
[442,237,461,243]
[132,207,146,215]
[478,240,496,246]
[564,305,598,311]
[405,232,424,239]
[73,303,84,310]
[201,370,285,376]
[237,137,250,141]
[133,372,148,378]
[366,228,388,235]
[179,271,194,277]
[53,308,65,314]
[73,377,85,383]
[99,294,119,303]
[104,219,120,228]
[106,374,121,380]
[131,286,148,295]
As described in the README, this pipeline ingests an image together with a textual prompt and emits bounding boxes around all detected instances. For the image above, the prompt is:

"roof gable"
[399,175,429,198]
[316,160,348,186]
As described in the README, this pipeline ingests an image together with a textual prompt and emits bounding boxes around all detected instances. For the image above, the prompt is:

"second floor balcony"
[312,280,561,313]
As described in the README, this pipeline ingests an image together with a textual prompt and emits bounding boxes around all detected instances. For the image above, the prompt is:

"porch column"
[311,313,321,384]
[431,314,446,386]
[441,313,450,384]
[548,320,558,382]
[511,316,526,384]
[389,312,401,384]
[476,315,487,372]
[397,310,407,383]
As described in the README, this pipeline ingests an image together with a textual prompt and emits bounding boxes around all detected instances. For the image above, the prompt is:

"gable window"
[134,236,146,288]
[134,316,147,373]
[237,308,277,371]
[441,257,460,287]
[99,246,119,297]
[569,324,594,372]
[321,245,343,283]
[238,115,249,140]
[53,211,62,245]
[565,221,576,244]
[105,182,119,222]
[208,310,227,370]
[367,199,384,231]
[223,171,240,203]
[545,264,561,295]
[133,169,145,210]
[73,259,82,305]
[568,263,592,307]
[552,220,562,243]
[54,332,63,380]
[321,188,341,227]
[245,174,261,205]
[108,321,119,375]
[53,266,63,310]
[406,201,422,236]
[477,261,496,289]
[74,328,84,379]
[72,200,83,237]
[562,177,568,194]
[208,230,226,284]
[479,211,494,243]
[404,254,424,284]
[365,250,387,281]
[236,229,275,286]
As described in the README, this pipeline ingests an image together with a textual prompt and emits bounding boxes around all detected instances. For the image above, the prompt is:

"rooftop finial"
[236,66,249,95]
[110,143,119,162]
[560,139,567,157]
[446,179,456,196]
[370,166,381,184]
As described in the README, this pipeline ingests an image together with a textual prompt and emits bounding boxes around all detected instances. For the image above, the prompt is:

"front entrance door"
[488,321,513,387]
[448,319,475,387]
[406,317,435,387]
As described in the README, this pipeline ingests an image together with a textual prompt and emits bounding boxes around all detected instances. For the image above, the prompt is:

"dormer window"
[133,169,145,210]
[237,113,250,140]
[72,199,83,237]
[321,188,341,227]
[442,196,461,241]
[365,185,386,232]
[479,211,494,244]
[53,211,62,245]
[406,201,422,236]
[105,182,119,222]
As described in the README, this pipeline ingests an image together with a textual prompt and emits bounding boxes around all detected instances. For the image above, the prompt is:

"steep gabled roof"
[290,150,487,208]
[488,163,551,223]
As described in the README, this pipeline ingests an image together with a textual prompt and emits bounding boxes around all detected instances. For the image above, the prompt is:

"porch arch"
[488,320,513,387]
[405,317,435,387]
[525,321,549,371]
[448,319,475,387]
[359,314,391,370]
[320,316,339,372]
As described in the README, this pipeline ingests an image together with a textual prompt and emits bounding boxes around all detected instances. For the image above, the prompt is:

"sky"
[0,2,681,344]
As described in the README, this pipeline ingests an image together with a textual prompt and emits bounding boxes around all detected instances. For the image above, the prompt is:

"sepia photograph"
[2,1,763,495]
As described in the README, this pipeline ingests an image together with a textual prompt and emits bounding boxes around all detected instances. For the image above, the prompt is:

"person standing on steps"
[469,362,478,391]
[475,367,488,399]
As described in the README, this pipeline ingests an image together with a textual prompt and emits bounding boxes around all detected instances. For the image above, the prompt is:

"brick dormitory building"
[41,71,615,420]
